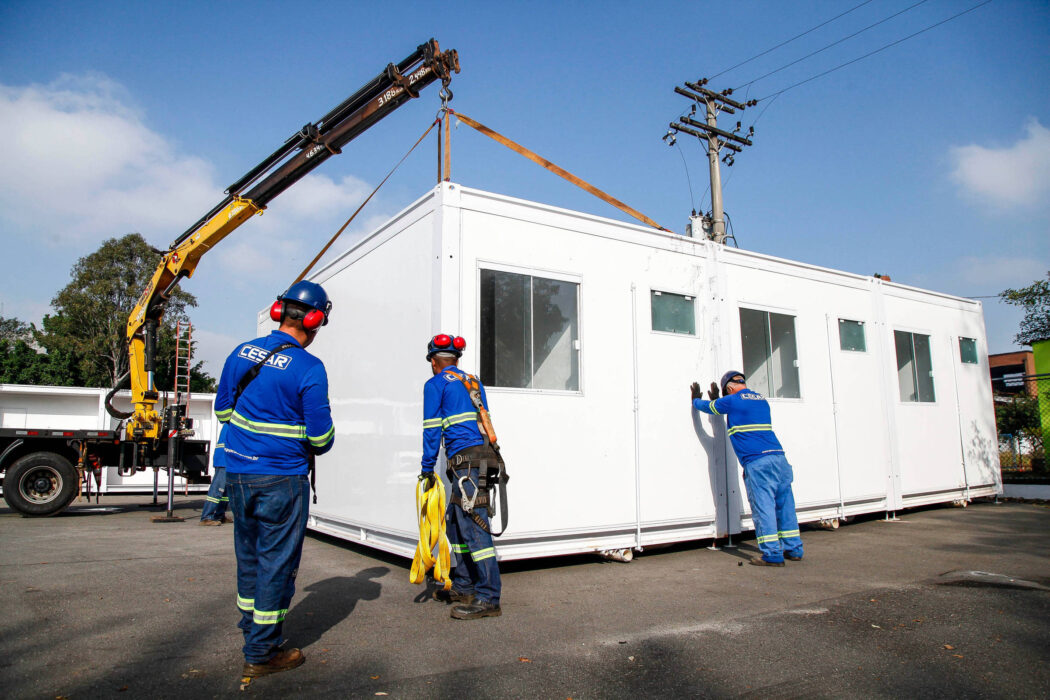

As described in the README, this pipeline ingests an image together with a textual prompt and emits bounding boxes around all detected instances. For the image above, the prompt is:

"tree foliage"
[1,234,215,392]
[1001,272,1050,346]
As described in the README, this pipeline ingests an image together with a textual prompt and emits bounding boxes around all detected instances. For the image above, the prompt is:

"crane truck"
[0,39,459,517]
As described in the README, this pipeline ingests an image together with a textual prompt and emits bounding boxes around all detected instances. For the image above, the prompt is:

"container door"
[948,335,1000,493]
[825,316,892,510]
[633,259,726,544]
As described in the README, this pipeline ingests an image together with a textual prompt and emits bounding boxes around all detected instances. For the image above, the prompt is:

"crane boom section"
[115,39,458,441]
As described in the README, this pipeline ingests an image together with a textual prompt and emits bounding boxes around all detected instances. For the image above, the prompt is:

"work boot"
[749,557,785,567]
[221,515,233,524]
[433,588,475,604]
[451,600,502,620]
[199,519,222,526]
[242,648,305,677]
[785,552,803,561]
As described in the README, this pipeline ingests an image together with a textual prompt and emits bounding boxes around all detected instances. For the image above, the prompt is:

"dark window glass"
[959,337,978,364]
[838,319,866,352]
[894,330,936,402]
[651,291,696,335]
[480,269,579,391]
[739,308,800,399]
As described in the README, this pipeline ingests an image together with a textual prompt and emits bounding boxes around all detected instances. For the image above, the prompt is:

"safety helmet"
[269,280,332,330]
[720,370,745,396]
[426,333,466,361]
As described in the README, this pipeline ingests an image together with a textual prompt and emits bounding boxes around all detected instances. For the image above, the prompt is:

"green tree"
[34,233,215,391]
[1001,272,1050,345]
[0,315,77,385]
[0,316,31,341]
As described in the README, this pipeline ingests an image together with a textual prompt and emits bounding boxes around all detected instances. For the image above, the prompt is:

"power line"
[747,92,780,131]
[757,0,994,101]
[736,0,932,91]
[673,140,696,212]
[709,0,877,81]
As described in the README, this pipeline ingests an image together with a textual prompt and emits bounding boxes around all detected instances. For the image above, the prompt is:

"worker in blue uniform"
[215,280,335,678]
[691,371,803,567]
[199,422,231,525]
[421,333,502,619]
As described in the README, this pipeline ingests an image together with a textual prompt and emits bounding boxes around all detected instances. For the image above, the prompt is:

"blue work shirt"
[693,388,784,466]
[421,365,489,471]
[215,330,334,475]
[213,421,229,468]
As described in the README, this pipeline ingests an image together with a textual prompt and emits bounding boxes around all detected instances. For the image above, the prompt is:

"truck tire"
[3,452,78,517]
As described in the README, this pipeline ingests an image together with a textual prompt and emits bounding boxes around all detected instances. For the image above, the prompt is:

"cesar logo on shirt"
[238,344,293,369]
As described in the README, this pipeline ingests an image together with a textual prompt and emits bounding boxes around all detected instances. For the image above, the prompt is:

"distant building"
[989,350,1037,398]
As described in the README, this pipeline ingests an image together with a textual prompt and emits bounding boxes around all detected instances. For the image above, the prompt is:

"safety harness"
[229,342,318,504]
[446,373,510,536]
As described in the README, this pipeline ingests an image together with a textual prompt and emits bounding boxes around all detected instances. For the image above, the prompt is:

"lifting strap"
[449,110,672,232]
[409,475,452,590]
[294,118,441,285]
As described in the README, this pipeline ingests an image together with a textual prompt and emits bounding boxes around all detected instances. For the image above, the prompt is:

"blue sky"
[1,0,1048,377]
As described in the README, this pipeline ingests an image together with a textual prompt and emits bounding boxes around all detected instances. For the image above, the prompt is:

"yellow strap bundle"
[409,476,452,589]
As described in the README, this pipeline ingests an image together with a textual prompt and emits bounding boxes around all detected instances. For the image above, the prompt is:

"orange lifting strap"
[449,110,671,232]
[297,108,671,284]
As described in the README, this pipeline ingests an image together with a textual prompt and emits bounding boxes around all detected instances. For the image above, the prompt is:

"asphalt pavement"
[1,496,1048,699]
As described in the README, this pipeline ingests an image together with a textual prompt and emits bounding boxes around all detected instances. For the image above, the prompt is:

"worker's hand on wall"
[690,382,703,400]
[708,382,720,400]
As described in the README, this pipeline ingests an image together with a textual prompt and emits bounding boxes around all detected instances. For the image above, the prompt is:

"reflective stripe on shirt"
[308,425,335,448]
[727,423,773,436]
[230,410,306,440]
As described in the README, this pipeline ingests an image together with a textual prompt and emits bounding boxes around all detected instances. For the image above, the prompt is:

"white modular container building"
[286,183,1000,561]
[0,384,219,494]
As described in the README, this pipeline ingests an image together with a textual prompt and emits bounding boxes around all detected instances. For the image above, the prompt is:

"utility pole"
[664,80,756,243]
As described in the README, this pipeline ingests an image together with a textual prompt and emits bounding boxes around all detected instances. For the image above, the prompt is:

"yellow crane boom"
[106,39,459,452]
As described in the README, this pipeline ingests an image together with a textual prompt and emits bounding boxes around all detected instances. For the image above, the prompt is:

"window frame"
[958,336,979,365]
[476,263,583,396]
[737,305,803,401]
[650,288,698,337]
[893,328,937,404]
[837,318,867,353]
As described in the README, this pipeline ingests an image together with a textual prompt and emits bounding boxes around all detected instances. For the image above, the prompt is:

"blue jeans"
[226,473,310,663]
[447,466,501,605]
[743,454,803,563]
[200,466,229,521]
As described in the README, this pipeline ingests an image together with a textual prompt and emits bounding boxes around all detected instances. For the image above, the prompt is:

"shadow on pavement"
[285,566,387,651]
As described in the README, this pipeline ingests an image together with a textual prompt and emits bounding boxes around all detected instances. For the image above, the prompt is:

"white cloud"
[0,74,387,274]
[950,118,1050,208]
[0,74,216,243]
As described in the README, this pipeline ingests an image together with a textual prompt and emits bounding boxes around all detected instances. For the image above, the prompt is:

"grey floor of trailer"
[2,496,1048,698]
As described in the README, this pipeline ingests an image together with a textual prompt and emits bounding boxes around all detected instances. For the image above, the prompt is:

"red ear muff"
[269,300,283,322]
[432,334,452,348]
[452,336,466,351]
[302,309,325,331]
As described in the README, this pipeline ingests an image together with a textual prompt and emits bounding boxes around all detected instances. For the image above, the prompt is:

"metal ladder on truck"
[149,320,194,510]
[173,321,193,406]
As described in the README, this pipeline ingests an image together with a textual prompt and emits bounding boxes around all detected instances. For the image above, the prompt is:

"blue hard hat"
[720,370,745,395]
[278,280,332,326]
